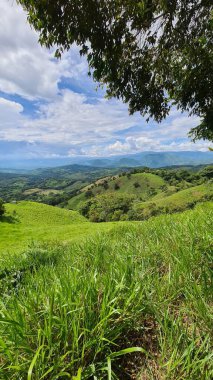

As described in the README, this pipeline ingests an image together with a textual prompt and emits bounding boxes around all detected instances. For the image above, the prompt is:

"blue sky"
[0,0,210,162]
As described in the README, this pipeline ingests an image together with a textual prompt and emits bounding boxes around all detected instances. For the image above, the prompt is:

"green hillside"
[0,165,120,205]
[132,183,213,219]
[6,201,86,225]
[69,169,212,222]
[0,202,117,253]
[0,203,212,379]
[68,172,166,210]
[89,172,165,195]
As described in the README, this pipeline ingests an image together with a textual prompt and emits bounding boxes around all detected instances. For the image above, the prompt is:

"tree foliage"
[0,198,5,217]
[80,193,134,221]
[18,0,213,140]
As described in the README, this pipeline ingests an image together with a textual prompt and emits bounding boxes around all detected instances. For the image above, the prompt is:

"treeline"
[125,165,212,185]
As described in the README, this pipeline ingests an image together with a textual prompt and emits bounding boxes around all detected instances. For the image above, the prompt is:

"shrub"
[85,190,93,198]
[133,182,140,188]
[111,210,123,221]
[0,198,5,217]
[102,181,109,190]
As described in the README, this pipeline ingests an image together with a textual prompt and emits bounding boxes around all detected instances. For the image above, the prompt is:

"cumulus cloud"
[0,90,209,157]
[85,136,210,156]
[0,1,86,100]
[0,97,24,128]
[0,90,142,143]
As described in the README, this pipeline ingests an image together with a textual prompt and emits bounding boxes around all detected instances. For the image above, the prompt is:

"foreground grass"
[0,202,118,253]
[0,203,212,379]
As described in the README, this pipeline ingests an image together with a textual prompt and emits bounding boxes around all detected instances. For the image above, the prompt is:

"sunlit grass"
[0,203,212,379]
[0,201,120,253]
[136,183,213,211]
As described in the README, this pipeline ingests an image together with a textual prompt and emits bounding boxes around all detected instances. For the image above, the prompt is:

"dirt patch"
[114,316,160,379]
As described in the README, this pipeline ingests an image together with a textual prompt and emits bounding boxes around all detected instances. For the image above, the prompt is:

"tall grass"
[0,203,212,379]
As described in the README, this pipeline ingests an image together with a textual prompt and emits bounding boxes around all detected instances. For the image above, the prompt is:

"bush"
[102,181,109,190]
[0,198,5,217]
[133,181,140,188]
[111,210,123,221]
[85,190,93,198]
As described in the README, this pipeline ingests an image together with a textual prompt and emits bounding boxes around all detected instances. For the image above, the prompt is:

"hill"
[67,167,213,221]
[0,203,212,379]
[1,164,212,210]
[0,201,116,253]
[0,165,120,205]
[132,183,213,219]
[68,172,166,210]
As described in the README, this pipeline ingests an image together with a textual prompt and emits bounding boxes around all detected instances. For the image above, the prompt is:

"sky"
[0,0,210,162]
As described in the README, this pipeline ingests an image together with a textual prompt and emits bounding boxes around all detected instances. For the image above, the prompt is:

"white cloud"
[99,136,210,156]
[0,91,209,156]
[159,115,200,139]
[0,97,23,125]
[106,137,157,154]
[0,97,23,114]
[0,0,86,100]
[0,90,142,143]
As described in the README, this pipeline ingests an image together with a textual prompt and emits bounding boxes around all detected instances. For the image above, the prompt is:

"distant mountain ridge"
[88,151,213,168]
[0,151,212,170]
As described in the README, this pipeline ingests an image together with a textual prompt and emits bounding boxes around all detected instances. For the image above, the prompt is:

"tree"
[18,0,213,141]
[199,165,213,179]
[85,190,94,198]
[0,199,5,217]
[133,181,140,188]
[102,181,109,190]
[82,192,134,221]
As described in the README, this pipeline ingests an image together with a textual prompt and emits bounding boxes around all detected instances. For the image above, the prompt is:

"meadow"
[0,202,118,253]
[0,201,212,379]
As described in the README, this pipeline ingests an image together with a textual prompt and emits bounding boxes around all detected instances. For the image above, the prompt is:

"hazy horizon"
[1,150,212,171]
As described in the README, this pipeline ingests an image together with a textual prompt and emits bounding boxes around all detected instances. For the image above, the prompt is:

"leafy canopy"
[18,0,213,141]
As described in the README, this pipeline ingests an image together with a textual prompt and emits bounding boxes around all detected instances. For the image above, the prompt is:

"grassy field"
[0,202,118,254]
[0,202,212,379]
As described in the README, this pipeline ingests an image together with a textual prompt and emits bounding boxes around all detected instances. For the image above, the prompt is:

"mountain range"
[0,151,212,171]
